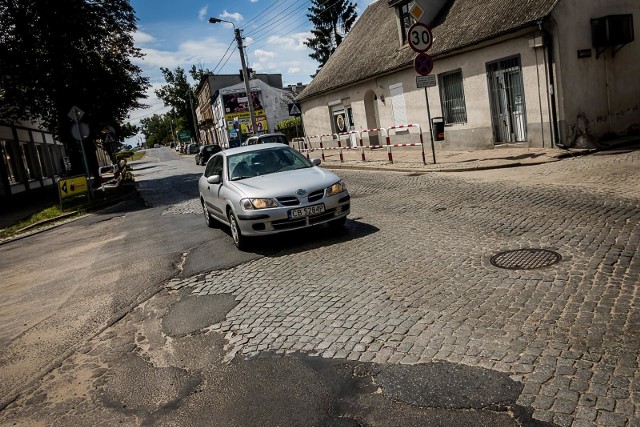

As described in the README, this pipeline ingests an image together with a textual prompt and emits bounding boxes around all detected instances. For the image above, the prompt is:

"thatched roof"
[297,0,559,101]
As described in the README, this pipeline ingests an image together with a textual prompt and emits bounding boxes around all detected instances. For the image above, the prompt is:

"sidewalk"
[314,143,588,173]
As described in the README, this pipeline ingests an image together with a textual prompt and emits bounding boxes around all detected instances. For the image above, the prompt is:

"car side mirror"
[207,175,221,184]
[311,158,321,166]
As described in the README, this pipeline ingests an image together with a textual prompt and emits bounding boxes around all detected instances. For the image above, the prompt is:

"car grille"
[277,196,299,206]
[307,190,324,203]
[276,189,325,207]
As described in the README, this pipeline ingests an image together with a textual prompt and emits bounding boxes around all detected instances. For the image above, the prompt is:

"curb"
[321,146,602,174]
[0,189,138,246]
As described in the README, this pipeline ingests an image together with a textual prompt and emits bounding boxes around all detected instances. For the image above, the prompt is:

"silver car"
[198,143,350,249]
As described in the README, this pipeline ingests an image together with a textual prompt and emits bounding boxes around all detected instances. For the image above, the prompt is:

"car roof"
[222,143,291,156]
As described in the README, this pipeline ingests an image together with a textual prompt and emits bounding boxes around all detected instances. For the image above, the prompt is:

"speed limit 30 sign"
[408,22,433,53]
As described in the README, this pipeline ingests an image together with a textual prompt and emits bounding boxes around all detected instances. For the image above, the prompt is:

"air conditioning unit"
[591,14,634,48]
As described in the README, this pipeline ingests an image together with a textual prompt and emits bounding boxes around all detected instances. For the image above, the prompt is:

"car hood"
[230,167,340,198]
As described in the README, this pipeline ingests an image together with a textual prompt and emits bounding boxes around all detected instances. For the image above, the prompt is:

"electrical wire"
[249,0,344,52]
[211,37,237,74]
[245,2,312,41]
[244,0,311,38]
[216,46,238,73]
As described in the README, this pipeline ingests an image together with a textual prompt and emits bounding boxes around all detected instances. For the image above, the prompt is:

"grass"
[130,150,146,161]
[0,184,137,240]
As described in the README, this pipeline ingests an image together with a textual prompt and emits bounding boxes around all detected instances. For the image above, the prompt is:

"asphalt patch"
[162,293,237,337]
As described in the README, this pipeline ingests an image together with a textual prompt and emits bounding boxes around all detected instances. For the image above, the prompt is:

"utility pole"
[234,28,258,136]
[188,90,200,144]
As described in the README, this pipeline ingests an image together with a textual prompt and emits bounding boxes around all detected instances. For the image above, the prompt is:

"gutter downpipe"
[538,20,562,148]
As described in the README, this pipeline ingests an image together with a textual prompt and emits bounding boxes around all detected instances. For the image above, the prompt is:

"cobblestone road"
[155,150,639,427]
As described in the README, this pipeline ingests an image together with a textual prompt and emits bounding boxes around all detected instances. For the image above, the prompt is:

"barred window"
[438,70,467,124]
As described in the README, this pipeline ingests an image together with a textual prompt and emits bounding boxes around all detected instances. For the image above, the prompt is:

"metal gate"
[487,56,527,144]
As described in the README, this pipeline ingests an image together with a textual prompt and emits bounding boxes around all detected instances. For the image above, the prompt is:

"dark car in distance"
[195,144,222,165]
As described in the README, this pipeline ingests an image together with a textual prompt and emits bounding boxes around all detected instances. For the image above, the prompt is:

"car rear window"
[260,135,287,144]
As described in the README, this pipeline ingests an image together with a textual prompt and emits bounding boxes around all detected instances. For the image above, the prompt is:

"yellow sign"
[58,176,88,199]
[226,110,269,135]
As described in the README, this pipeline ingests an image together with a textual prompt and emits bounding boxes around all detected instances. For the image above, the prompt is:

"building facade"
[298,0,639,150]
[195,73,286,146]
[0,121,68,203]
[211,79,295,148]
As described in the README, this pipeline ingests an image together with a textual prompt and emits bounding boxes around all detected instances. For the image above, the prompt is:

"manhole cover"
[490,248,561,270]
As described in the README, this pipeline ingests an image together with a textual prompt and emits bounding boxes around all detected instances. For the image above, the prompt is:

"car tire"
[202,200,216,228]
[228,210,247,250]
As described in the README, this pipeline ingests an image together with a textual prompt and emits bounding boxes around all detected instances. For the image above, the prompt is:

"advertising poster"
[223,90,268,136]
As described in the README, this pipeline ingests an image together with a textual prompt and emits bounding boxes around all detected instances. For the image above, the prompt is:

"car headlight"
[240,198,278,210]
[325,180,346,197]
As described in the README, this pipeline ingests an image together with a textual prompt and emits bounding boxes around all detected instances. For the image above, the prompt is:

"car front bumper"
[235,193,351,236]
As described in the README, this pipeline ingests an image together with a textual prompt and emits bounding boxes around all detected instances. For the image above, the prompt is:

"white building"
[298,0,639,150]
[212,79,296,148]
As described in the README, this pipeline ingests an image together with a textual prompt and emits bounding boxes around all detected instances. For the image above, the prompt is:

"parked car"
[188,144,200,154]
[195,144,222,165]
[244,133,288,146]
[198,143,350,250]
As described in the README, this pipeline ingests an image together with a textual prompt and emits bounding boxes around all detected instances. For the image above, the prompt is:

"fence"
[297,124,432,165]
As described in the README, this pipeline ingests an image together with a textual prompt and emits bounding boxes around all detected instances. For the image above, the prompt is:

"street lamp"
[209,17,258,139]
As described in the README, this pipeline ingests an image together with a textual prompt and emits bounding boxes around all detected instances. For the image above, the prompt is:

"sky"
[127,0,376,135]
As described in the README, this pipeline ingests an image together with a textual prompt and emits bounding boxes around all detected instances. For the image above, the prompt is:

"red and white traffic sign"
[414,53,434,76]
[407,22,433,53]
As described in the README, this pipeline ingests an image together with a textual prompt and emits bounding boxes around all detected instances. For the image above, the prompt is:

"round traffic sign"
[408,22,433,53]
[413,53,434,76]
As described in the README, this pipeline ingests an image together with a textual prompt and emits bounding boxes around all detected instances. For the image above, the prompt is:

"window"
[438,70,468,124]
[389,83,407,125]
[1,140,21,184]
[397,2,416,45]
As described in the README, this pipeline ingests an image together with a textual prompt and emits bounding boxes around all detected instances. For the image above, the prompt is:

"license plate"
[289,203,325,219]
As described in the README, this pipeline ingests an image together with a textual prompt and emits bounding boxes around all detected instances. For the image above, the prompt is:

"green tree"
[155,67,201,143]
[139,113,175,148]
[0,0,149,175]
[304,0,358,76]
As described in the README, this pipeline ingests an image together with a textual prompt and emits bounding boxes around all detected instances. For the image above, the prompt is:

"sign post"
[408,22,437,164]
[68,106,93,200]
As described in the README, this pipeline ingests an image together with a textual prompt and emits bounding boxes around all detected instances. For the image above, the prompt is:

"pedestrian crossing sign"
[288,103,302,116]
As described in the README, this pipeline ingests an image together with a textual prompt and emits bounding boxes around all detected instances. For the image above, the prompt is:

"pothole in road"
[490,248,562,270]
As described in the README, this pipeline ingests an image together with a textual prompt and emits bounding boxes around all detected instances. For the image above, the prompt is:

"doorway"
[363,90,380,146]
[487,56,527,144]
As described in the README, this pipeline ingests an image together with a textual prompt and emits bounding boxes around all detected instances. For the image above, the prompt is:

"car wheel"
[228,210,247,250]
[202,200,215,228]
[329,216,347,230]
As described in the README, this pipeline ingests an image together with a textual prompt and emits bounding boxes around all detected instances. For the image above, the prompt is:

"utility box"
[432,117,445,141]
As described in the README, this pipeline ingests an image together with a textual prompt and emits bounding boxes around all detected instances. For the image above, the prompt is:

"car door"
[202,154,226,221]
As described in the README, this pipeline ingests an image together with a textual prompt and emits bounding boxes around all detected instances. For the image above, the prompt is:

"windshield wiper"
[230,175,254,181]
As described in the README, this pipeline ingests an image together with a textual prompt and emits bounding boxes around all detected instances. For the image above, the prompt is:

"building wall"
[0,122,67,199]
[302,31,555,150]
[212,79,295,148]
[551,0,640,145]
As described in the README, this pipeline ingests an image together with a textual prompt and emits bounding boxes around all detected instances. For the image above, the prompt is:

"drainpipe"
[538,20,562,148]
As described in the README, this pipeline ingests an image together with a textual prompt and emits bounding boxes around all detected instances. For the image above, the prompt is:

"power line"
[244,0,311,38]
[245,1,312,40]
[249,0,344,52]
[243,0,287,28]
[212,37,237,74]
[217,46,238,74]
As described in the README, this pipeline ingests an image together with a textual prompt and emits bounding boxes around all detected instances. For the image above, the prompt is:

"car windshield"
[228,147,312,181]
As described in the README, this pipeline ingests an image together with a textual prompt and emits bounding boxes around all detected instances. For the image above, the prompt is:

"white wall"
[551,0,640,144]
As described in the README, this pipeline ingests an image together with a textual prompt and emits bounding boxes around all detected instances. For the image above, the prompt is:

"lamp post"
[209,17,258,139]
